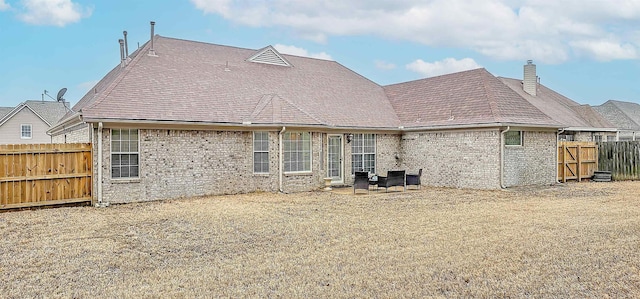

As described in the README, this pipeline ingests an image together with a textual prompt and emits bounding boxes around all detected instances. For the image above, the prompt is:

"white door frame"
[327,134,344,184]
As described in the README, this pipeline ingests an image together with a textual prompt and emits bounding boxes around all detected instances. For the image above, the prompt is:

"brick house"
[49,26,590,204]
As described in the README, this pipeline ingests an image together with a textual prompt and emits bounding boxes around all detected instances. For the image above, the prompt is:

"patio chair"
[406,169,422,189]
[377,170,406,192]
[354,172,370,194]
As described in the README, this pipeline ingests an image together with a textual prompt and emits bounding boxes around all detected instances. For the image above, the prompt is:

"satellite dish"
[56,88,67,102]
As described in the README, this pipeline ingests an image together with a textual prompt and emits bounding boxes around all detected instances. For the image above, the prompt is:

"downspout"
[279,126,286,193]
[556,128,565,183]
[97,122,105,206]
[500,126,510,189]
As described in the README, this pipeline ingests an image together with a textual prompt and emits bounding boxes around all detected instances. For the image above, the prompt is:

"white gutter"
[47,114,83,135]
[562,126,618,132]
[279,126,286,193]
[500,126,510,189]
[81,117,563,133]
[97,122,104,206]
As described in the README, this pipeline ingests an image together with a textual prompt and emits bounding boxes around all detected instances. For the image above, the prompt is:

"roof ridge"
[250,94,275,119]
[24,101,54,126]
[480,70,501,122]
[0,102,26,126]
[277,95,326,125]
[609,100,640,127]
[0,101,61,127]
[84,36,155,112]
[384,68,486,87]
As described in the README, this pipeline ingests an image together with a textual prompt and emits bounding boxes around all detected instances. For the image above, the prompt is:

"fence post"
[577,144,581,182]
[562,143,567,183]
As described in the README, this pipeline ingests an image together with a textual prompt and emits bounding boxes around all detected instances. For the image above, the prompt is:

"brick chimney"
[523,60,537,96]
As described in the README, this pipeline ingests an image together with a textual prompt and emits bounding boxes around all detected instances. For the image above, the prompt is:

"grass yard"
[1,182,640,297]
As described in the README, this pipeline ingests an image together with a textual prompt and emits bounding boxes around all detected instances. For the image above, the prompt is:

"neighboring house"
[0,100,69,144]
[593,100,640,141]
[49,27,568,204]
[499,61,617,142]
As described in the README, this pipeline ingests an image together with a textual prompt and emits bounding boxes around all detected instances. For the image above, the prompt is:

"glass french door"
[327,135,343,183]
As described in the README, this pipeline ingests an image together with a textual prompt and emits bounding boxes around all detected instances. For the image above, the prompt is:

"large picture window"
[284,132,311,173]
[352,133,376,174]
[111,129,139,179]
[253,131,269,173]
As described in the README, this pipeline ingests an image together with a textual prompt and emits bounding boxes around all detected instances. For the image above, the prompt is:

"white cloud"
[191,0,640,63]
[570,39,638,61]
[273,44,332,60]
[0,0,10,11]
[406,58,482,77]
[19,0,92,26]
[374,60,396,70]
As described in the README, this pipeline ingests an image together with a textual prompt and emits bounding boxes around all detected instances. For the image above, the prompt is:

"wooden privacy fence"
[598,141,640,180]
[557,141,598,182]
[0,143,92,210]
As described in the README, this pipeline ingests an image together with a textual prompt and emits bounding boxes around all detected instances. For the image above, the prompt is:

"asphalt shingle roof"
[594,100,640,131]
[0,101,68,127]
[77,36,401,129]
[25,100,69,126]
[0,107,11,119]
[499,77,615,129]
[384,68,559,128]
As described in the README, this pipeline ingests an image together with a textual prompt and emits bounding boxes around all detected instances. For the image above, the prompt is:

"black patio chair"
[354,171,370,194]
[406,169,422,189]
[377,170,406,192]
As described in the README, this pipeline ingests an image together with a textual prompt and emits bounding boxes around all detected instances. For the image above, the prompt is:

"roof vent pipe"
[123,30,129,58]
[148,21,157,56]
[118,39,125,67]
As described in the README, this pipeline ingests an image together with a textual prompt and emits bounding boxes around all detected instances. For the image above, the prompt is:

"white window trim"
[505,131,523,147]
[20,124,32,139]
[351,133,377,175]
[283,131,313,174]
[253,131,270,174]
[110,129,140,180]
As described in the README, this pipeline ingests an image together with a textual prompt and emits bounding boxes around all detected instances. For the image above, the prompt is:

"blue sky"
[1,0,639,108]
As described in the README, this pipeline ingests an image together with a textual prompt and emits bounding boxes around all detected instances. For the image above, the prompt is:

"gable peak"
[247,45,292,67]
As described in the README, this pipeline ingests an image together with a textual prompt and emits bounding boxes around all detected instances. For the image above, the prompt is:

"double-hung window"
[20,124,32,139]
[111,129,139,179]
[283,132,311,173]
[253,132,269,174]
[351,133,376,174]
[505,131,523,146]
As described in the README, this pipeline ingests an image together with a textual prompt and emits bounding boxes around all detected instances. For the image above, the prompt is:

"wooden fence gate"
[557,141,598,182]
[598,141,640,180]
[0,143,92,210]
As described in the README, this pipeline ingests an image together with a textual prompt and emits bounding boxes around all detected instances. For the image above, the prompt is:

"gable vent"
[248,46,292,67]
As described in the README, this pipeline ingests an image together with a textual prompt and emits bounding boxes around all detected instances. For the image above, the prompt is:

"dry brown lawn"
[1,182,640,298]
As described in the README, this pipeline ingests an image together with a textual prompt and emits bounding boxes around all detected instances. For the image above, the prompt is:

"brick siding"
[95,128,340,203]
[503,131,557,187]
[90,127,560,204]
[399,130,502,189]
[52,124,91,143]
